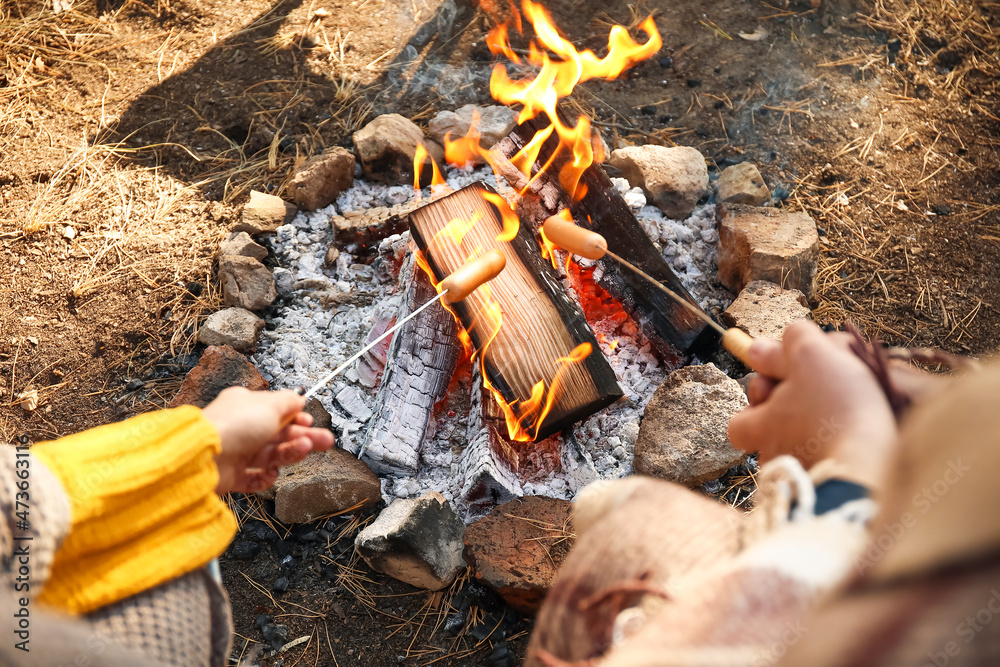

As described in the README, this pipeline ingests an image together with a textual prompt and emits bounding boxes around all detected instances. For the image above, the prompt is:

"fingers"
[747,374,777,406]
[728,406,778,462]
[274,423,333,450]
[253,431,334,471]
[272,389,307,423]
[747,338,786,379]
[747,320,829,380]
[244,469,280,494]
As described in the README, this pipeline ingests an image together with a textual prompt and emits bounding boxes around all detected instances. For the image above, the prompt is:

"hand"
[202,387,336,495]
[728,321,898,490]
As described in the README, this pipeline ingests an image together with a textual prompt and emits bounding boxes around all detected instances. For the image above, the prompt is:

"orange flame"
[487,0,661,200]
[413,143,446,196]
[483,342,592,441]
[444,110,484,168]
[481,191,520,242]
[410,2,659,442]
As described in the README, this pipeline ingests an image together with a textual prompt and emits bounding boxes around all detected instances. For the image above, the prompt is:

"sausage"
[541,215,608,260]
[440,249,507,303]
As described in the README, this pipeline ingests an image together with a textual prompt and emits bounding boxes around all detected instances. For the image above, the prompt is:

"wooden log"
[409,182,623,442]
[460,365,523,510]
[361,254,462,475]
[490,116,719,357]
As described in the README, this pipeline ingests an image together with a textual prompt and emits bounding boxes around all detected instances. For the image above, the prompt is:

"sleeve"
[30,406,238,616]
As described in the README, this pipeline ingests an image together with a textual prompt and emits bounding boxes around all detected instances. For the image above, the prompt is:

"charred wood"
[461,365,523,510]
[491,116,718,357]
[361,254,462,475]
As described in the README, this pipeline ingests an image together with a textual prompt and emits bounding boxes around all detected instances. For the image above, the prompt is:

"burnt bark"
[361,255,462,475]
[460,365,523,510]
[491,116,719,357]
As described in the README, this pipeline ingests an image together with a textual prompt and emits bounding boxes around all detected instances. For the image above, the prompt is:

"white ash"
[253,161,732,521]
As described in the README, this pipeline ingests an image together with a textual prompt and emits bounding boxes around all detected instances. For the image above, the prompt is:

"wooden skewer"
[278,251,508,430]
[541,216,755,366]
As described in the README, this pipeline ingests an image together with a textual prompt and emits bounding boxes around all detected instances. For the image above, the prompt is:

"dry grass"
[864,0,999,101]
[769,0,1000,348]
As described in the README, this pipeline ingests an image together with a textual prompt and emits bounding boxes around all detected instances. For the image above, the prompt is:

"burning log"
[361,255,462,475]
[409,181,623,442]
[460,365,523,509]
[490,116,718,357]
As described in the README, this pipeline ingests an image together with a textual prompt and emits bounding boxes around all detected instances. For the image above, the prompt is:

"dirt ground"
[2,0,998,664]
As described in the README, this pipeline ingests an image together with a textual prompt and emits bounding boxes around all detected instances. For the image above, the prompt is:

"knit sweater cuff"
[32,406,238,615]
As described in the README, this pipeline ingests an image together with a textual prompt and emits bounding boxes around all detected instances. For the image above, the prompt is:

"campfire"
[255,0,732,518]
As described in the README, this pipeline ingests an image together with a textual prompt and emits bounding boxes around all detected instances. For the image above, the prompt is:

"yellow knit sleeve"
[31,406,238,615]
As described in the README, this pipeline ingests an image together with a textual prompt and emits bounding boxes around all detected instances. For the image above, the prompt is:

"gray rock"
[355,492,466,590]
[273,267,294,296]
[286,147,355,211]
[635,364,748,486]
[273,448,382,524]
[609,145,709,219]
[220,231,268,261]
[427,104,518,162]
[219,255,277,311]
[722,280,811,341]
[717,204,819,297]
[234,190,297,234]
[717,162,770,207]
[198,307,264,353]
[352,114,442,185]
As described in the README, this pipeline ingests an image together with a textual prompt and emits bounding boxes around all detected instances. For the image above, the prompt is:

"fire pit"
[251,1,735,520]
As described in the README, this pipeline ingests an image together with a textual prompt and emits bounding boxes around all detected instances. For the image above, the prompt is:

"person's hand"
[202,387,335,495]
[728,320,898,490]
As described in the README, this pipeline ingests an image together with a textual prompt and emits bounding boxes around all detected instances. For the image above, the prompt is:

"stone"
[220,231,268,261]
[427,104,518,161]
[273,267,294,296]
[273,448,381,524]
[717,204,820,297]
[285,146,356,211]
[736,372,757,397]
[234,190,297,234]
[354,492,466,590]
[717,162,770,206]
[608,145,709,219]
[722,280,811,341]
[331,209,409,248]
[169,345,269,408]
[303,397,333,431]
[18,389,38,412]
[463,496,573,614]
[323,245,340,268]
[634,363,748,487]
[352,113,442,185]
[219,255,277,311]
[198,307,265,353]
